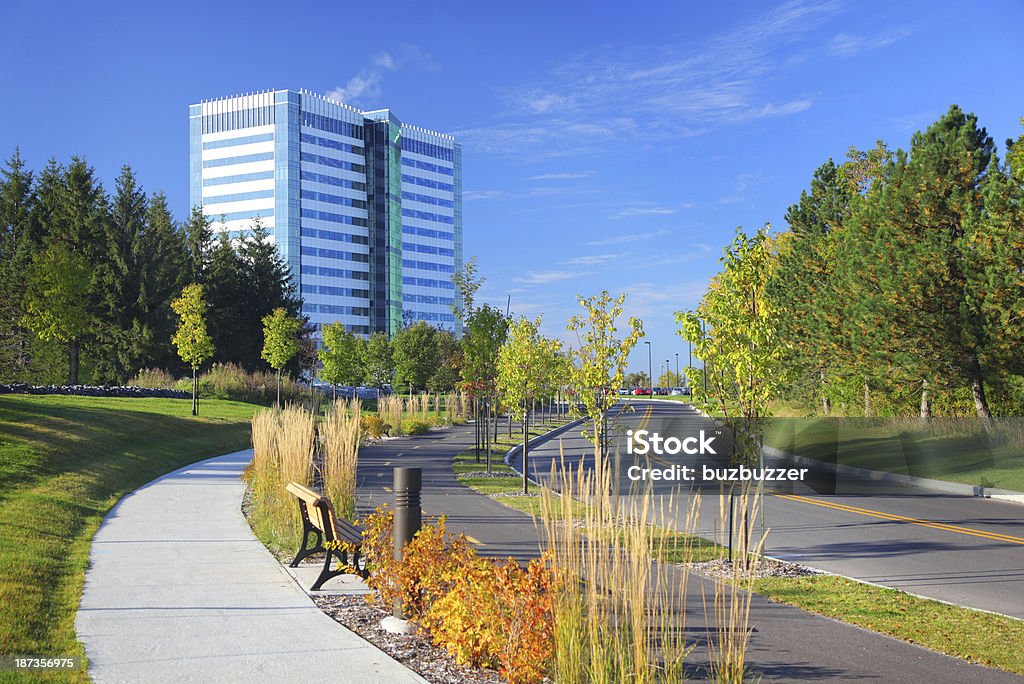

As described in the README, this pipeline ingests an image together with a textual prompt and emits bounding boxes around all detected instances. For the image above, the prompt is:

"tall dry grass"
[540,453,696,682]
[248,405,316,550]
[705,486,763,683]
[321,398,362,520]
[379,395,405,436]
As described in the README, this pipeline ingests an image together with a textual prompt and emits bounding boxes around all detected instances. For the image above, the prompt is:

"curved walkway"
[75,449,424,684]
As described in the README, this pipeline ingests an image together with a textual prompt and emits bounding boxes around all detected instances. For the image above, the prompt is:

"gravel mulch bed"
[687,556,824,580]
[488,491,541,498]
[312,594,504,684]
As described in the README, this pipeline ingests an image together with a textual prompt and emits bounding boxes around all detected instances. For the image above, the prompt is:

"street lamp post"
[644,341,652,394]
[675,353,679,387]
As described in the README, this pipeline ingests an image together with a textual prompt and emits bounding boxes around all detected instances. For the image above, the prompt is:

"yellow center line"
[465,534,484,546]
[777,493,1024,546]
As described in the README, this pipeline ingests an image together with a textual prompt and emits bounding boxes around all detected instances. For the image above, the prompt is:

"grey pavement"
[75,449,425,684]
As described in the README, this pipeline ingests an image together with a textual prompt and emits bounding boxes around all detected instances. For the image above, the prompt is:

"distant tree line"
[686,106,1024,421]
[0,152,303,385]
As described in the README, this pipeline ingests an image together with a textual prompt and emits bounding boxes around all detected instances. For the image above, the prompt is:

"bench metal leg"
[289,521,324,567]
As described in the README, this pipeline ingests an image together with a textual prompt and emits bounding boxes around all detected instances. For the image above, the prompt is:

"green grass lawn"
[763,416,1024,491]
[755,574,1024,675]
[0,395,257,682]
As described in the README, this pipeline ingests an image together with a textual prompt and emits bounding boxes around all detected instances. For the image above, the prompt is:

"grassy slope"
[0,395,256,682]
[763,416,1024,491]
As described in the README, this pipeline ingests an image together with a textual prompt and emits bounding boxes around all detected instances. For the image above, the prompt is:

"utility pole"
[644,340,652,393]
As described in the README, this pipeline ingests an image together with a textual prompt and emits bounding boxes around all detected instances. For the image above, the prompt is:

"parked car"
[632,387,651,396]
[617,387,631,396]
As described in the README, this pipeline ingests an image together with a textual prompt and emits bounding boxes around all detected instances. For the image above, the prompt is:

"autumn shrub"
[360,415,391,439]
[405,420,431,435]
[360,506,556,683]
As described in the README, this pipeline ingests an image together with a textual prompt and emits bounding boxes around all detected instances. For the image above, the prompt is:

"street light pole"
[644,341,652,394]
[675,353,679,387]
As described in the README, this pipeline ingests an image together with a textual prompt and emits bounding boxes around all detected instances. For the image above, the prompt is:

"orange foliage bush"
[359,506,556,683]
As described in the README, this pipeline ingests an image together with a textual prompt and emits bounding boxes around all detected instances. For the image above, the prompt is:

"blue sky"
[2,0,1022,376]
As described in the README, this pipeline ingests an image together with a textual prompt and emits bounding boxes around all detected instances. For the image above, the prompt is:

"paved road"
[358,422,1023,682]
[516,399,1024,619]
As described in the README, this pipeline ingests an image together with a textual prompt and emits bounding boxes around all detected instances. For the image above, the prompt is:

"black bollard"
[392,466,422,619]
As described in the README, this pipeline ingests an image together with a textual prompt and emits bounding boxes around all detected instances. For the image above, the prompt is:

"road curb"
[504,416,587,484]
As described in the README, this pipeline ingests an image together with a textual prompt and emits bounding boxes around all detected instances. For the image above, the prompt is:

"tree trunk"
[474,397,481,464]
[521,410,529,495]
[819,368,830,415]
[192,366,198,416]
[485,399,492,473]
[920,379,931,420]
[276,369,282,409]
[864,381,871,417]
[968,357,995,432]
[68,339,80,385]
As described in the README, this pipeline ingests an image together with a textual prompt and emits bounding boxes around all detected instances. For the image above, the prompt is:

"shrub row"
[360,507,555,684]
[0,382,188,398]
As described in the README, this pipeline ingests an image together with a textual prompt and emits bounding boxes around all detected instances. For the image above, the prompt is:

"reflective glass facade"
[188,89,462,339]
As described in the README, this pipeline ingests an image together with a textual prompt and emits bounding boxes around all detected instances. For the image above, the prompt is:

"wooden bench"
[286,482,367,590]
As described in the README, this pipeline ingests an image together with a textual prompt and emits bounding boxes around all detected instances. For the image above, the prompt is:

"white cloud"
[586,229,671,246]
[327,74,382,105]
[325,47,429,107]
[610,206,675,220]
[527,171,596,181]
[563,253,625,266]
[457,1,900,157]
[513,270,588,285]
[827,30,907,57]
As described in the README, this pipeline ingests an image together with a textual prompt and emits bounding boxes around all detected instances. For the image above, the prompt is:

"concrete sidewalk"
[75,449,424,684]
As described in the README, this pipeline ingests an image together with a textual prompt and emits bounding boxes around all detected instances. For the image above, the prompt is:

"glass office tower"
[188,89,461,338]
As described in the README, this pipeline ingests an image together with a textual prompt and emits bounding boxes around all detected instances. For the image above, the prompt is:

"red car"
[632,387,651,396]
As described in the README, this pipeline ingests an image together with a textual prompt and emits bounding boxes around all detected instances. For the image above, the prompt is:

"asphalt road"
[516,399,1024,620]
[357,420,1023,682]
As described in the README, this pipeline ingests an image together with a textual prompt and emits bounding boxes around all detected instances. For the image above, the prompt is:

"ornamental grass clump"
[247,405,315,551]
[320,398,361,521]
[378,395,405,436]
[540,452,696,683]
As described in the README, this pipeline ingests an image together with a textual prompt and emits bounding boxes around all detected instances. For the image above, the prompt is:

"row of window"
[401,174,454,193]
[402,208,454,225]
[407,311,456,323]
[203,170,275,186]
[300,132,364,156]
[302,171,367,192]
[300,264,370,281]
[308,304,371,316]
[301,151,366,174]
[304,209,369,227]
[213,208,273,222]
[402,276,455,290]
[300,227,369,245]
[402,225,454,241]
[403,259,455,273]
[200,105,274,135]
[203,152,274,168]
[402,137,454,162]
[404,294,454,306]
[301,112,364,141]
[204,189,275,205]
[402,242,455,257]
[401,157,454,176]
[301,284,370,299]
[301,245,370,263]
[300,189,367,210]
[203,132,274,150]
[403,191,454,208]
